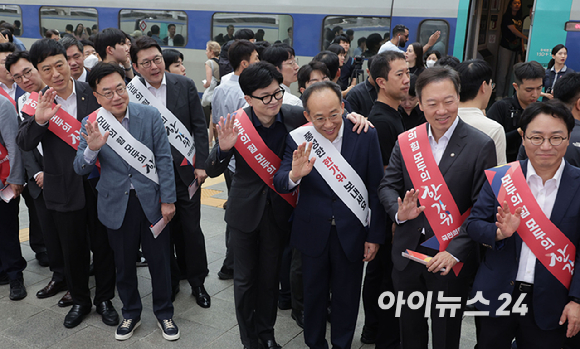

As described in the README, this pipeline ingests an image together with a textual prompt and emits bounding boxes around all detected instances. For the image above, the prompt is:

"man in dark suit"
[16,39,117,329]
[465,100,580,348]
[273,81,385,349]
[130,36,210,307]
[378,67,497,349]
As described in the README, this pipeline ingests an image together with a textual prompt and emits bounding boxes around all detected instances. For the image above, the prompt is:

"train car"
[0,0,577,96]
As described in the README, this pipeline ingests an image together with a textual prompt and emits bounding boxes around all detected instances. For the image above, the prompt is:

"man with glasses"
[130,36,211,309]
[465,100,580,348]
[262,43,302,106]
[457,59,507,165]
[73,62,179,341]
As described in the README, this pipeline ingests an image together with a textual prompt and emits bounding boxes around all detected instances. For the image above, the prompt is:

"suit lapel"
[341,118,356,162]
[438,118,468,176]
[550,162,580,227]
[128,104,143,141]
[165,74,178,112]
[75,80,88,121]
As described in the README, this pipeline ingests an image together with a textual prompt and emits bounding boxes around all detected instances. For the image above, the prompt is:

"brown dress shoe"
[36,280,67,299]
[58,291,73,307]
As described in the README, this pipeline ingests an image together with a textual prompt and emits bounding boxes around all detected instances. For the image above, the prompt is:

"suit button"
[82,164,85,169]
[128,174,132,178]
[332,197,336,202]
[510,281,514,286]
[262,190,266,195]
[125,191,128,195]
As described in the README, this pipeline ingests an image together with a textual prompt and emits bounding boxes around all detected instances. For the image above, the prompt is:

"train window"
[0,5,22,36]
[212,13,293,47]
[39,6,98,39]
[322,16,391,56]
[119,10,188,47]
[418,20,449,55]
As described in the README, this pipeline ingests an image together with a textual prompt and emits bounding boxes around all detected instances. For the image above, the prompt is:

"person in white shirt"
[0,42,20,102]
[378,24,408,54]
[60,36,88,82]
[262,43,302,106]
[456,59,507,165]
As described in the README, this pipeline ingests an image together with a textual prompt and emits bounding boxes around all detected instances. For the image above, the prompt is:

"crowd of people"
[0,17,579,349]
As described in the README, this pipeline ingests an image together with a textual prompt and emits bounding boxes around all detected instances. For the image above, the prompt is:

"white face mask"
[426,59,436,68]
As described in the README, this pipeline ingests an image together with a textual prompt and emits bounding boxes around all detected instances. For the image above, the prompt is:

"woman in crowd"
[496,0,527,99]
[424,50,441,68]
[405,42,424,76]
[203,40,221,146]
[542,44,575,100]
[74,23,88,40]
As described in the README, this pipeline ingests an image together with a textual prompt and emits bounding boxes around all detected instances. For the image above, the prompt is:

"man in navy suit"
[273,81,386,349]
[73,62,179,341]
[465,100,580,348]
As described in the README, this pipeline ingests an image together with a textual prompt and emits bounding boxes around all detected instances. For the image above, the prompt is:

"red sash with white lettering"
[485,161,575,289]
[0,143,10,185]
[0,87,16,109]
[21,92,82,151]
[399,124,469,276]
[232,109,297,207]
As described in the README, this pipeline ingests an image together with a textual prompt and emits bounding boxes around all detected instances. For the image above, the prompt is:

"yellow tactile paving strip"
[18,175,226,243]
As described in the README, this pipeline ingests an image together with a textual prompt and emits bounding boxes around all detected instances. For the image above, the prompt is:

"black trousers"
[22,187,46,255]
[477,285,566,349]
[290,248,303,313]
[362,243,400,349]
[222,168,234,271]
[33,192,65,283]
[170,179,209,288]
[278,243,292,304]
[302,226,364,349]
[107,191,173,320]
[0,197,26,280]
[231,203,288,349]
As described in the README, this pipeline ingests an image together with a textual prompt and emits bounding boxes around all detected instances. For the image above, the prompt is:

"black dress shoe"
[58,291,73,307]
[291,310,304,329]
[64,304,91,328]
[36,280,67,299]
[191,285,211,308]
[217,266,233,280]
[35,251,50,267]
[171,284,180,302]
[96,300,119,326]
[259,338,282,349]
[278,298,292,310]
[9,278,27,301]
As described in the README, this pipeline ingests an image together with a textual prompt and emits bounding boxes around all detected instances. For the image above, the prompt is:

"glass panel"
[40,6,98,39]
[212,13,293,46]
[322,16,391,57]
[119,9,188,47]
[418,20,449,55]
[0,5,22,36]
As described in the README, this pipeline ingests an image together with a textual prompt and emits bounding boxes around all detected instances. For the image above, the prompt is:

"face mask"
[426,60,436,68]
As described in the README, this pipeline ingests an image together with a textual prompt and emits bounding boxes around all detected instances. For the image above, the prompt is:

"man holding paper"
[73,62,179,341]
[465,100,580,348]
[378,67,497,349]
[273,81,385,349]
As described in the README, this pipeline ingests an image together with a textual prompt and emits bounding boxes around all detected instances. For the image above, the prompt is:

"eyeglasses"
[525,135,567,146]
[96,86,127,99]
[250,88,284,104]
[283,59,299,66]
[138,56,163,68]
[13,68,33,82]
[313,113,341,124]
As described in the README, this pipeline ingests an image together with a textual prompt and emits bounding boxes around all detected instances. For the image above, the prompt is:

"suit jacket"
[378,118,497,271]
[0,95,24,185]
[273,118,386,262]
[466,159,580,330]
[17,80,100,212]
[205,104,306,232]
[73,103,176,230]
[139,73,208,187]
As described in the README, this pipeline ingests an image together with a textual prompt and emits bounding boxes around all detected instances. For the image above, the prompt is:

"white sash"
[95,108,159,184]
[126,76,196,165]
[290,125,371,227]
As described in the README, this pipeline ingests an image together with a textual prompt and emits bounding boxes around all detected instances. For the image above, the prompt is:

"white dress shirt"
[55,78,78,120]
[281,84,303,107]
[146,73,167,107]
[458,109,507,165]
[0,81,16,101]
[78,68,88,83]
[516,159,565,284]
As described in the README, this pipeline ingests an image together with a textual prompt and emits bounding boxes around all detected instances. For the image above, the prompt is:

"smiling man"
[60,36,87,82]
[378,67,497,349]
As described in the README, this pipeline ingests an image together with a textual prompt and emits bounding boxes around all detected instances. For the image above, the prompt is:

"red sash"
[0,87,16,109]
[485,161,575,289]
[232,109,297,207]
[0,142,10,185]
[399,124,469,276]
[21,92,82,151]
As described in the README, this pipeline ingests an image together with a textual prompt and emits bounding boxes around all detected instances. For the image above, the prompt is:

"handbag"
[201,59,218,107]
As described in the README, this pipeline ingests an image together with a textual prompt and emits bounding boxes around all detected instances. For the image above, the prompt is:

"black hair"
[332,26,343,37]
[95,28,127,60]
[74,24,84,36]
[87,62,125,91]
[255,30,265,42]
[365,33,383,52]
[168,24,176,30]
[228,39,257,71]
[162,49,184,71]
[59,36,83,53]
[254,41,270,59]
[434,55,460,69]
[44,29,59,39]
[288,27,292,33]
[5,50,30,72]
[409,42,423,67]
[92,24,98,30]
[239,61,283,96]
[513,61,544,85]
[357,37,366,47]
[29,38,67,68]
[173,34,185,47]
[392,24,408,37]
[547,44,566,70]
[506,0,523,17]
[0,29,12,43]
[409,73,418,97]
[65,24,73,32]
[456,59,492,102]
[553,72,580,108]
[151,25,160,35]
[332,35,351,45]
[312,51,340,80]
[424,50,441,64]
[80,39,94,49]
[13,20,20,28]
[327,44,346,57]
[0,22,14,35]
[415,66,460,102]
[234,29,255,41]
[370,51,406,89]
[302,81,342,114]
[297,61,330,90]
[130,36,161,64]
[262,43,295,69]
[519,100,574,136]
[346,29,354,36]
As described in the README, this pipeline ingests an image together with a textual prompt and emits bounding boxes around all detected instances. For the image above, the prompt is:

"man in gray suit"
[378,67,497,349]
[73,62,179,341]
